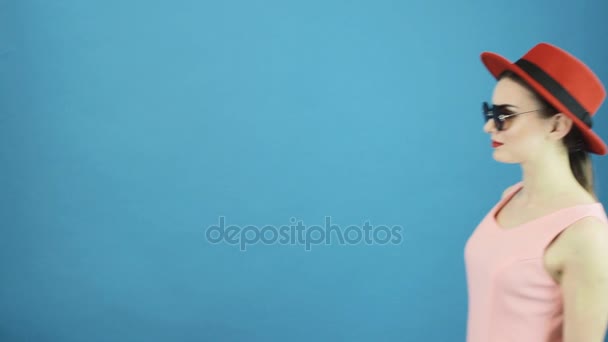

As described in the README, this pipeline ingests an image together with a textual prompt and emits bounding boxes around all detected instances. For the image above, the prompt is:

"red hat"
[480,42,607,155]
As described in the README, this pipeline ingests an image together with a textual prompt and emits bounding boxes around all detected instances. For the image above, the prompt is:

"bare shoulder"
[558,216,608,265]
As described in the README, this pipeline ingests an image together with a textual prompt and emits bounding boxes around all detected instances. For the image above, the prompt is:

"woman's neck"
[518,152,585,206]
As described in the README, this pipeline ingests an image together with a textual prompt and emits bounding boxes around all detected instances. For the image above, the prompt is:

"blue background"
[2,0,608,341]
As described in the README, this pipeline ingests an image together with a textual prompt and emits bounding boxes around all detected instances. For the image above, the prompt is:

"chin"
[492,149,523,164]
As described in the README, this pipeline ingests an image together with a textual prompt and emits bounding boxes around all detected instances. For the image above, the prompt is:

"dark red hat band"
[513,58,593,128]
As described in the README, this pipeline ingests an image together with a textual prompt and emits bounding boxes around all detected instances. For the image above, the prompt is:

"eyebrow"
[494,103,519,109]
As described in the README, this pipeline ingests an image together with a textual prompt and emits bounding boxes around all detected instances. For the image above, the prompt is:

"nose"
[483,118,496,134]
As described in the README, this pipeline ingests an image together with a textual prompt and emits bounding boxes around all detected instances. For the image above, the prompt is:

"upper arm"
[559,217,608,342]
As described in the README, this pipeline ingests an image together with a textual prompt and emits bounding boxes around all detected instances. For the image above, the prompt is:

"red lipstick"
[492,141,503,148]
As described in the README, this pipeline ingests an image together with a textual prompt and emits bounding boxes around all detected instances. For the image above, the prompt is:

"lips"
[492,141,503,148]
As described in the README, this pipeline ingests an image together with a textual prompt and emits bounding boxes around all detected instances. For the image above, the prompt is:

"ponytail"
[565,129,596,198]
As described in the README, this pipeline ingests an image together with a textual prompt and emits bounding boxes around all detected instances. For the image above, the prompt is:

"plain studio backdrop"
[1,0,608,341]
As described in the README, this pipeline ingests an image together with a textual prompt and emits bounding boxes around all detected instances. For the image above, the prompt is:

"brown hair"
[498,71,596,197]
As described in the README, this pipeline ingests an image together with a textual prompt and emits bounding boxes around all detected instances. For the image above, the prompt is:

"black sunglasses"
[482,102,541,131]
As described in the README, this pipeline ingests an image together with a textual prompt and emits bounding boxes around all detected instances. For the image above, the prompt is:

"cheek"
[502,118,541,140]
[491,118,547,162]
[501,124,545,151]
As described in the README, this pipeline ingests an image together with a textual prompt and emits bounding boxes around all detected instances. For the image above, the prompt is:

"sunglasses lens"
[482,102,494,124]
[494,117,504,130]
[482,102,506,130]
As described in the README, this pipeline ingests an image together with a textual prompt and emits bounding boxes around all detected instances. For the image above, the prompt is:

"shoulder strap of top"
[491,181,524,216]
[504,181,524,199]
[534,203,608,258]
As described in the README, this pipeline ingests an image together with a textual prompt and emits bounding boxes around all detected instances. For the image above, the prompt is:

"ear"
[548,113,573,140]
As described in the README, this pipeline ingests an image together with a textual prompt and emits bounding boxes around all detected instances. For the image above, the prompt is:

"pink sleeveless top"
[464,182,608,342]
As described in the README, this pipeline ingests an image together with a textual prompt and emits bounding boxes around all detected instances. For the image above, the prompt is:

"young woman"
[464,43,608,342]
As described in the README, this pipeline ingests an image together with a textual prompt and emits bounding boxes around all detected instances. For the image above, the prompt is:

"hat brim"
[481,51,607,155]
